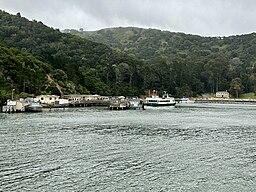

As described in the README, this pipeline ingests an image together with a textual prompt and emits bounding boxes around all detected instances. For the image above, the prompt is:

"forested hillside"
[1,9,256,103]
[0,44,50,103]
[0,10,144,104]
[65,27,256,97]
[65,27,256,61]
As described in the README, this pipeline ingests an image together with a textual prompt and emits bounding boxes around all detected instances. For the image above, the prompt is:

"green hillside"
[0,44,51,104]
[64,27,217,59]
[0,10,144,103]
[65,27,256,97]
[65,27,256,61]
[1,9,256,102]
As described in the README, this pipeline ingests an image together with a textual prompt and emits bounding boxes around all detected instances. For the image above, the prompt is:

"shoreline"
[195,98,256,104]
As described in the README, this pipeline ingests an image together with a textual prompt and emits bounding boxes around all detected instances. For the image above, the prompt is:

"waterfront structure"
[2,98,41,113]
[216,91,230,98]
[16,99,26,112]
[63,94,101,102]
[36,95,60,105]
[2,100,17,113]
[2,99,28,113]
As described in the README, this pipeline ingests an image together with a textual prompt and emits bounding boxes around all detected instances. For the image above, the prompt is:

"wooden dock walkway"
[68,100,111,107]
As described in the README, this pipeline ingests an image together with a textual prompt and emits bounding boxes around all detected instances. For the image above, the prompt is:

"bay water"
[0,103,256,191]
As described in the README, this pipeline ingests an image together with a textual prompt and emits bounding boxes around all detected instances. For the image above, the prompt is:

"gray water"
[0,104,256,192]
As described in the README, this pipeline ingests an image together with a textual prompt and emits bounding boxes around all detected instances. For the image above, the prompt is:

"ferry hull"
[144,102,176,106]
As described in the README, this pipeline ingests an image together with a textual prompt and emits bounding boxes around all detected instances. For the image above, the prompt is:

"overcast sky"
[0,0,255,36]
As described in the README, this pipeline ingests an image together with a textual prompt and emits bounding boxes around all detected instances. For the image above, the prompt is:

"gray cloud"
[1,0,256,36]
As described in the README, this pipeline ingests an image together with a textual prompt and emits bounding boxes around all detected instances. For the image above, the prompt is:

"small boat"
[129,98,145,110]
[25,102,43,112]
[144,90,176,106]
[109,96,130,110]
[176,97,195,104]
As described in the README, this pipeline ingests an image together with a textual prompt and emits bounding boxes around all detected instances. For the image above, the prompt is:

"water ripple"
[1,105,256,191]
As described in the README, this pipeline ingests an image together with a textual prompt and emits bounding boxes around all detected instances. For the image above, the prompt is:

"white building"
[216,91,230,98]
[36,95,60,105]
[62,94,101,102]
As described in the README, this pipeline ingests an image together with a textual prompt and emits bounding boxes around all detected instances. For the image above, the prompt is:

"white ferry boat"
[144,90,176,106]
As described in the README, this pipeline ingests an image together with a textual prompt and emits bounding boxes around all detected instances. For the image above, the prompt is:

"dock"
[1,95,145,113]
[68,100,111,107]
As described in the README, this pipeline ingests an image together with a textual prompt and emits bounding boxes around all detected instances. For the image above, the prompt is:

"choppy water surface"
[0,104,256,191]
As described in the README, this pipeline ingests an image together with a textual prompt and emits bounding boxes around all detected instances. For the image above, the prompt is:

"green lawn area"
[240,93,256,99]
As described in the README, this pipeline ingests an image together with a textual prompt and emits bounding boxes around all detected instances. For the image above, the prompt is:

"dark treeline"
[1,10,256,105]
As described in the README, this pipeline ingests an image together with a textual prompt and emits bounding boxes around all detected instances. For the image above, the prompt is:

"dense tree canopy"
[66,27,256,97]
[0,44,51,104]
[0,10,144,103]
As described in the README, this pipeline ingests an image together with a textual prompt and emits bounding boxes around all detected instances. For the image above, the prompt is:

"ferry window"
[49,97,52,100]
[41,97,44,100]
